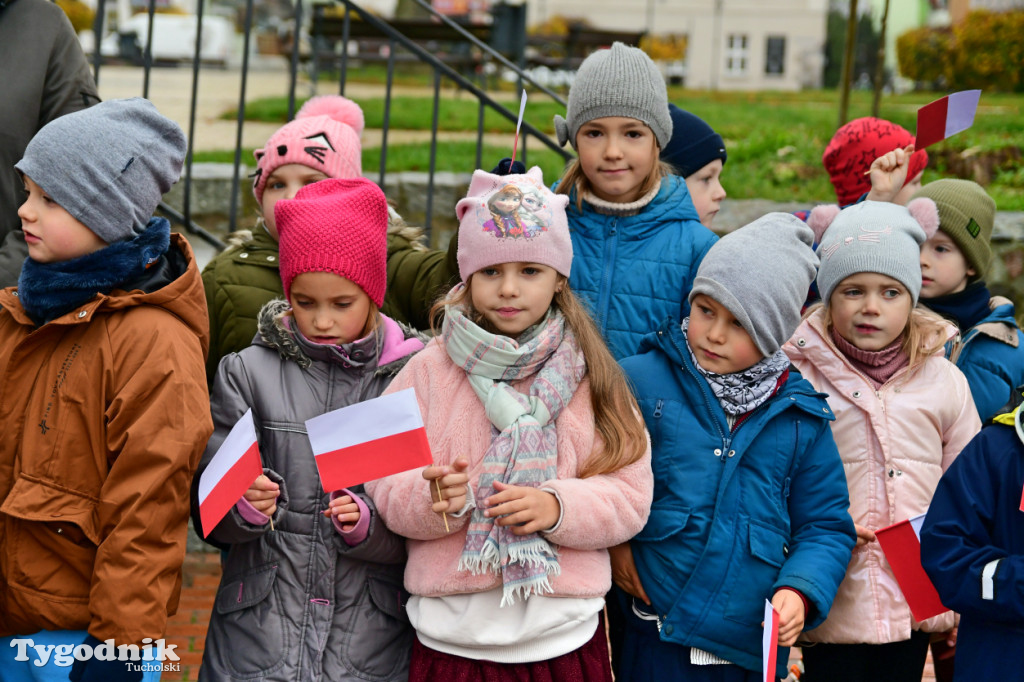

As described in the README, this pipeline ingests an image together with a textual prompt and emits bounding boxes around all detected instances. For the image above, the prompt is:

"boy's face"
[687,294,763,374]
[18,175,107,263]
[684,159,727,228]
[920,231,975,299]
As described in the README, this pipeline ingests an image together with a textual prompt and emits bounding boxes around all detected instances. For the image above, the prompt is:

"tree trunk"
[837,0,859,128]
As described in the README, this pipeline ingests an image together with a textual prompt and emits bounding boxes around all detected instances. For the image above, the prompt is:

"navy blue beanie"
[660,104,727,178]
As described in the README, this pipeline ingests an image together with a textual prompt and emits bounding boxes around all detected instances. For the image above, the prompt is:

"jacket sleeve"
[201,258,224,386]
[941,368,982,472]
[774,419,857,630]
[384,230,459,331]
[364,358,471,540]
[921,430,1024,623]
[41,8,100,124]
[193,352,288,546]
[91,313,213,644]
[541,430,653,550]
[332,487,407,565]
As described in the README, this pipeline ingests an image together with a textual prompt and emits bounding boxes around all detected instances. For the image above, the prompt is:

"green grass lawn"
[212,88,1024,208]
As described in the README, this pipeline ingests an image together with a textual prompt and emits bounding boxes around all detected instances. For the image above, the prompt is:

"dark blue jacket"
[619,319,856,677]
[920,409,1024,681]
[564,176,717,359]
[950,298,1024,422]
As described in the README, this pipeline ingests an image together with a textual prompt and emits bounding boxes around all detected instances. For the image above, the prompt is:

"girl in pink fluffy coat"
[783,199,981,682]
[365,167,653,681]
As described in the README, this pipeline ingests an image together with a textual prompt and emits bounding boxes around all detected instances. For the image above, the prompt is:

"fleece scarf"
[921,281,992,331]
[442,295,586,606]
[17,217,171,327]
[682,316,790,416]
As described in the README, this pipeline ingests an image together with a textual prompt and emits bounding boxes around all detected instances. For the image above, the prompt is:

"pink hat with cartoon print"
[252,95,365,203]
[455,166,572,282]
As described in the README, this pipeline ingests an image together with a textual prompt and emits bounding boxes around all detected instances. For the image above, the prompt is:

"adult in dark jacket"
[920,393,1024,682]
[0,0,99,286]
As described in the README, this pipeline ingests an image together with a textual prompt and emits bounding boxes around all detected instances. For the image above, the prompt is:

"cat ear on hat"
[808,204,842,244]
[906,197,939,239]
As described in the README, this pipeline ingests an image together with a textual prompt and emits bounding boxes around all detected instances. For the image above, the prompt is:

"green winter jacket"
[202,226,283,385]
[381,210,459,333]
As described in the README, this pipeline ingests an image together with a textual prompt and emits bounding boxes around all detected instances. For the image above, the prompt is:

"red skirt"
[408,613,612,682]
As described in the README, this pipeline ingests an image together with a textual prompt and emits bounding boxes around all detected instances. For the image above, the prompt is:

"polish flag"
[197,409,263,537]
[305,388,433,492]
[762,600,780,682]
[876,513,950,622]
[915,90,981,149]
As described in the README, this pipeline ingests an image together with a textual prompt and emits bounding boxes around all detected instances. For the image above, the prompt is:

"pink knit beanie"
[252,95,365,204]
[275,178,388,305]
[455,166,572,282]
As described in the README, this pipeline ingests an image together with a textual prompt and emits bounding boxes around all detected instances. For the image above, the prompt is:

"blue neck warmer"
[922,281,991,331]
[17,217,171,327]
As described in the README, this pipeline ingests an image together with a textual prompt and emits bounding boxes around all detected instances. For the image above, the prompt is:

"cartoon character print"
[481,183,550,239]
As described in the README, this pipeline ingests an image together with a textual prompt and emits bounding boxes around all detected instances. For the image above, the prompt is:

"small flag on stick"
[306,388,433,493]
[915,90,981,149]
[876,513,950,621]
[762,600,779,682]
[197,409,263,537]
[509,90,528,168]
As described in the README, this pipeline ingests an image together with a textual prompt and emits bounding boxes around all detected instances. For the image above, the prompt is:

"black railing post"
[90,0,106,85]
[228,0,256,234]
[379,40,396,187]
[425,67,441,235]
[142,0,157,97]
[182,0,207,231]
[287,0,304,119]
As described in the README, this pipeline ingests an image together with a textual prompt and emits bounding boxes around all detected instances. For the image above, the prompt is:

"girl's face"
[684,159,727,228]
[829,273,912,351]
[289,271,373,346]
[469,262,562,337]
[687,294,763,374]
[575,116,658,204]
[492,191,521,215]
[262,164,329,240]
[920,231,975,298]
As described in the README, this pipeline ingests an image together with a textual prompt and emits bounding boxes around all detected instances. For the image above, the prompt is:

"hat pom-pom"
[296,95,365,136]
[907,197,939,239]
[808,204,841,243]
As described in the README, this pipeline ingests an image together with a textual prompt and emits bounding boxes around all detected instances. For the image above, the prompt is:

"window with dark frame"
[765,35,786,75]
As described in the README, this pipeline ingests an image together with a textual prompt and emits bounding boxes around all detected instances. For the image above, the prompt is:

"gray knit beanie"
[16,97,186,244]
[689,213,818,356]
[554,42,672,151]
[808,199,940,307]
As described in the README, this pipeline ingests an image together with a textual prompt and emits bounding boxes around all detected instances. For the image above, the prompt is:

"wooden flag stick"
[435,477,450,533]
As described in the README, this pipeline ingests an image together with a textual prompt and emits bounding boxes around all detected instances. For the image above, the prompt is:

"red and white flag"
[875,513,949,622]
[197,408,263,537]
[915,89,981,149]
[762,600,780,682]
[305,388,433,493]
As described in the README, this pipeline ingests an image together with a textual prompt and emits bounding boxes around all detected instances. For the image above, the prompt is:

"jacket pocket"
[208,563,288,676]
[723,521,789,625]
[632,505,691,590]
[341,575,412,681]
[1,474,99,602]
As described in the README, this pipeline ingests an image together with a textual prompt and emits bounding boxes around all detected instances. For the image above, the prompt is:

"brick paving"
[171,551,938,681]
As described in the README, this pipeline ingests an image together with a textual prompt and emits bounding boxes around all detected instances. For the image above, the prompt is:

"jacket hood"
[254,298,428,374]
[562,175,701,238]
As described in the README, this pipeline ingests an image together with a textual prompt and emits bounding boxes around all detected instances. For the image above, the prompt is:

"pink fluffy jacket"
[364,339,653,599]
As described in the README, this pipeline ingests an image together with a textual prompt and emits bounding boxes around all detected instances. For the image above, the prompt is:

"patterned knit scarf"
[682,317,790,416]
[442,295,586,606]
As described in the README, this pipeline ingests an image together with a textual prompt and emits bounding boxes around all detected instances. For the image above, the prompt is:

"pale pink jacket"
[364,339,653,599]
[783,309,981,644]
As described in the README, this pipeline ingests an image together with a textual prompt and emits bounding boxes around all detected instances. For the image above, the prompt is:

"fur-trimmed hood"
[254,298,427,374]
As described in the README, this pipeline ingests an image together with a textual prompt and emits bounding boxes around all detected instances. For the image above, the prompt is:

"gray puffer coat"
[197,300,427,681]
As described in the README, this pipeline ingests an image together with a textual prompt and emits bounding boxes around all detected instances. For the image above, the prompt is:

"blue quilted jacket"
[563,176,717,359]
[949,297,1024,422]
[620,318,856,677]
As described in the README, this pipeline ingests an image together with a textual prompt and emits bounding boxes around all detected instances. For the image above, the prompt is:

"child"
[202,95,365,382]
[783,199,982,682]
[553,42,718,360]
[365,167,653,680]
[615,214,856,681]
[915,178,1024,422]
[0,98,212,681]
[660,103,728,229]
[822,117,928,207]
[196,178,424,681]
[920,388,1024,681]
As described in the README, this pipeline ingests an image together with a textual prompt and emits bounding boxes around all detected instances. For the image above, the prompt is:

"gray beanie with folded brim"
[16,97,186,244]
[689,213,818,357]
[554,42,671,151]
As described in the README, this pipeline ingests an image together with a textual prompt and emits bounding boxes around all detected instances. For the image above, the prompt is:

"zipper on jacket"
[596,217,618,332]
[653,399,663,419]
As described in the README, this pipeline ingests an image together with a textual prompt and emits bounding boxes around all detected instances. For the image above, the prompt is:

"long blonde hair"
[429,280,647,478]
[814,302,949,375]
[556,159,674,213]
